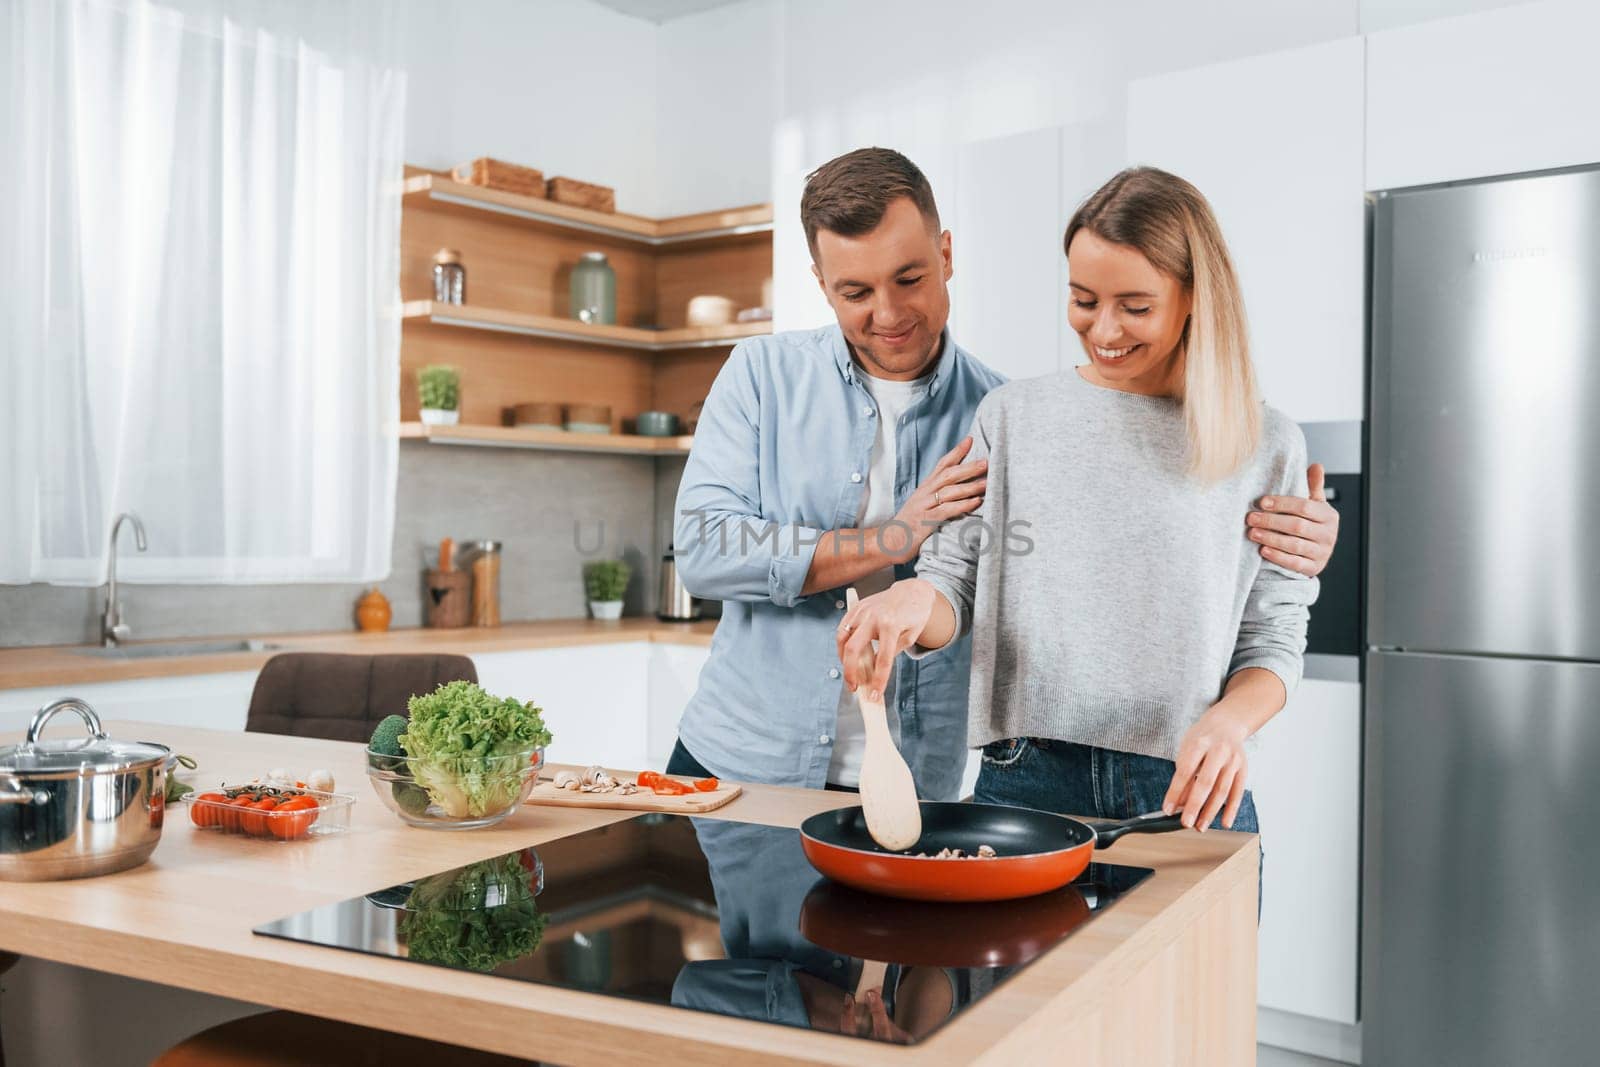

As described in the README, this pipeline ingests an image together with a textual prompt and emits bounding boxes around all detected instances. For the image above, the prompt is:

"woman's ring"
[934,489,942,505]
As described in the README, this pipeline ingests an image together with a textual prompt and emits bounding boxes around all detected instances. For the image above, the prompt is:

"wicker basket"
[452,157,546,198]
[546,176,615,213]
[510,402,565,428]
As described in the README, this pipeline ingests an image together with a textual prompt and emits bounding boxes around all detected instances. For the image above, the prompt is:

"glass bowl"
[366,746,543,830]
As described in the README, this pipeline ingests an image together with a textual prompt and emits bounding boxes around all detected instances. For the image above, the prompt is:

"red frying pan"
[799,802,1183,903]
[798,878,1091,967]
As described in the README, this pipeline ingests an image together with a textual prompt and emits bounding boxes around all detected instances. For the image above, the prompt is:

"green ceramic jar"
[569,252,617,326]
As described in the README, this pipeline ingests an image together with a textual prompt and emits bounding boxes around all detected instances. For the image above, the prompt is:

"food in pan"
[911,844,999,859]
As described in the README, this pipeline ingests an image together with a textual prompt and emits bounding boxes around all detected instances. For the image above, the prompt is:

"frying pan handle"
[1094,810,1185,847]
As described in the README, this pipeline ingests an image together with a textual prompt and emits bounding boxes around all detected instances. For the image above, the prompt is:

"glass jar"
[467,540,502,627]
[432,249,466,304]
[569,252,616,325]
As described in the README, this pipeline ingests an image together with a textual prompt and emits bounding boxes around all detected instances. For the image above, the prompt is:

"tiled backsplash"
[0,443,674,648]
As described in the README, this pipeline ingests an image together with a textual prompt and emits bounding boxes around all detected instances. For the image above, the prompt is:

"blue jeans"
[973,737,1262,912]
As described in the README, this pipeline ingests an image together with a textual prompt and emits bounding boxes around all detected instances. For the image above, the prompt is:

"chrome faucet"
[102,512,148,647]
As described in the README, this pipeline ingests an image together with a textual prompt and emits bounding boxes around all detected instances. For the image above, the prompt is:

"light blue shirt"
[673,324,1005,799]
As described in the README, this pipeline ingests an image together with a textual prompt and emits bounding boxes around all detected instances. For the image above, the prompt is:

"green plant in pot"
[583,559,630,620]
[418,364,460,426]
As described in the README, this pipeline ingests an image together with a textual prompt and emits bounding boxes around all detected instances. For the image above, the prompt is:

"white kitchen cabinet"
[949,125,1065,381]
[472,644,652,772]
[0,670,260,735]
[1366,0,1600,190]
[1251,677,1362,1028]
[1127,37,1366,425]
[646,642,709,768]
[433,641,708,773]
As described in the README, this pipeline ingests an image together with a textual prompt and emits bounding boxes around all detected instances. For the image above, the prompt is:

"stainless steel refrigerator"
[1364,165,1600,1066]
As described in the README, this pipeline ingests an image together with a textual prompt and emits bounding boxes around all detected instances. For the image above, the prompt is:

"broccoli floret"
[369,714,408,757]
[393,781,432,816]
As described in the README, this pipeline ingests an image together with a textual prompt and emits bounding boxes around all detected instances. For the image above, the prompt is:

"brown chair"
[244,652,478,742]
[152,1010,538,1066]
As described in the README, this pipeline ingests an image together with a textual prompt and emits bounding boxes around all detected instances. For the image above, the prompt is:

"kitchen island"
[0,723,1258,1066]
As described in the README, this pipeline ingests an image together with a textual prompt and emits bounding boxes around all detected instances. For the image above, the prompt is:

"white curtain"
[0,0,406,584]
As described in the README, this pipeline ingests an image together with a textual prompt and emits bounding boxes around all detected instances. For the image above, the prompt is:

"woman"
[838,167,1317,854]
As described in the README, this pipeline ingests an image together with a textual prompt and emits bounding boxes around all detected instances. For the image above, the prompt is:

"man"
[669,148,1337,800]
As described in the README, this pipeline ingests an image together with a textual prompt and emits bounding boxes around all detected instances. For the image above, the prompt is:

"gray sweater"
[912,369,1319,761]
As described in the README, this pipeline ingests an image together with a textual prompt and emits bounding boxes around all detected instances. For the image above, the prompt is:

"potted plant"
[583,560,630,620]
[418,365,460,426]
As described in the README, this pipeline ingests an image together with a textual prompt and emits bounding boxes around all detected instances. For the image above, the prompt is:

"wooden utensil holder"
[425,569,471,628]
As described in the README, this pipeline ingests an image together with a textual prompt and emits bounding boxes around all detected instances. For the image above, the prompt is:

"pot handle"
[0,775,49,807]
[24,698,107,748]
[1093,810,1185,848]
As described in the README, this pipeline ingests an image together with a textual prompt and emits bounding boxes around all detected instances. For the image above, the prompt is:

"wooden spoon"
[846,588,922,852]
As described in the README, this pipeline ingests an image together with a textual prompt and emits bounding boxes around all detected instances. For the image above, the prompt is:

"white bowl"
[686,295,735,327]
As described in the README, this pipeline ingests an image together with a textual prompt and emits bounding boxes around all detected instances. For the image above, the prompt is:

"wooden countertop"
[0,723,1259,1066]
[0,618,718,690]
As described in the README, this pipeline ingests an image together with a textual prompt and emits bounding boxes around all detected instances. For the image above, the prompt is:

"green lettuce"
[399,681,553,818]
[399,852,547,971]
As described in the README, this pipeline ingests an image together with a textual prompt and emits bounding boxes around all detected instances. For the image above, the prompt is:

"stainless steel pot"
[0,698,171,881]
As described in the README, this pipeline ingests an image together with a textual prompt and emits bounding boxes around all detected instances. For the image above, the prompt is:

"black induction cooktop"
[255,814,1152,1047]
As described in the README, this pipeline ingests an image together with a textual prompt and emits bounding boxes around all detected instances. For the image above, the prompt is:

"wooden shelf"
[402,174,773,246]
[402,300,769,352]
[399,422,694,456]
[399,166,771,437]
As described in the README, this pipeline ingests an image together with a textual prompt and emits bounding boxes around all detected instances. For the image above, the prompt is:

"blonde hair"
[1064,167,1260,482]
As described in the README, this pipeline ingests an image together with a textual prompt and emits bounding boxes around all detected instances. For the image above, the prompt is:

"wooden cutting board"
[524,774,742,813]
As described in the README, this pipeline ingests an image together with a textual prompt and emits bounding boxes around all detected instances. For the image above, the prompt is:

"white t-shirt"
[827,369,931,787]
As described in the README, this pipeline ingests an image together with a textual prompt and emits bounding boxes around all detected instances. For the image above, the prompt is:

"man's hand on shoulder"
[1245,462,1339,577]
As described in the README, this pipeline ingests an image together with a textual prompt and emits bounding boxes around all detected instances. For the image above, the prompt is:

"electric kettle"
[656,546,701,622]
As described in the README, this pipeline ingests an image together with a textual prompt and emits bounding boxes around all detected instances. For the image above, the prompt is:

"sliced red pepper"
[692,777,719,792]
[651,778,693,796]
[636,770,662,789]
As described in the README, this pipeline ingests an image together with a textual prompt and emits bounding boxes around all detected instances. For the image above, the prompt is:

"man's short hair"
[800,147,941,260]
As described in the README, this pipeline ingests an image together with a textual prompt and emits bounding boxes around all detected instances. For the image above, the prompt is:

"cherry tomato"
[246,797,279,837]
[225,795,255,833]
[268,795,319,840]
[192,792,227,828]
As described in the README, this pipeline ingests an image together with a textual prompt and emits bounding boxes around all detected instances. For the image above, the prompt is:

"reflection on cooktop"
[254,813,1152,1046]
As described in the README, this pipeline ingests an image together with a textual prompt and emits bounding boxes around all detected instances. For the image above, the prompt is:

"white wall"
[655,0,782,217]
[398,0,782,221]
[767,0,1360,336]
[1358,0,1537,32]
[399,0,661,215]
[1128,37,1367,423]
[1365,0,1600,189]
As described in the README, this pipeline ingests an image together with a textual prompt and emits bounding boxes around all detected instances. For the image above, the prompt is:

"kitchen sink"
[72,639,281,659]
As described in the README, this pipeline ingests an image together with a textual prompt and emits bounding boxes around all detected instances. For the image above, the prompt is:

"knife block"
[424,569,471,628]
